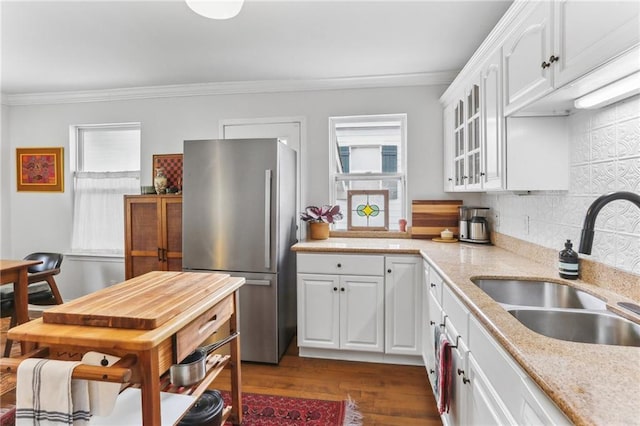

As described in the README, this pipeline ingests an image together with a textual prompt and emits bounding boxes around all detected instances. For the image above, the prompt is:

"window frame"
[69,122,141,256]
[328,113,408,231]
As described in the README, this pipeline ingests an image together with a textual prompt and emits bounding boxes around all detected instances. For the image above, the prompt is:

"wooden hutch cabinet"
[124,195,183,279]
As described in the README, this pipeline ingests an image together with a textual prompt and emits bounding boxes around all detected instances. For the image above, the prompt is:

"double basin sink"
[472,278,640,347]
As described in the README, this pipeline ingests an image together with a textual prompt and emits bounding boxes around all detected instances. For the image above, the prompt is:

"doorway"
[219,117,305,240]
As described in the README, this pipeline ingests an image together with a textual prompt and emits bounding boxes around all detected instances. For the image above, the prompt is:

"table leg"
[14,267,34,354]
[139,348,162,426]
[229,291,243,425]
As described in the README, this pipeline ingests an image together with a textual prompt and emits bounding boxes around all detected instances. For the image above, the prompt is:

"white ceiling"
[1,0,512,96]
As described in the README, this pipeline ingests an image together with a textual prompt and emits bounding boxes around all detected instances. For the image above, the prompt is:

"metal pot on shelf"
[169,332,239,386]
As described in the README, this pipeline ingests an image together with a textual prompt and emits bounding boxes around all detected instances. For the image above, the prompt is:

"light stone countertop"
[292,237,640,426]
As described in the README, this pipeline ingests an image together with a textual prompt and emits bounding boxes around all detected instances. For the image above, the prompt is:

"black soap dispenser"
[559,239,579,280]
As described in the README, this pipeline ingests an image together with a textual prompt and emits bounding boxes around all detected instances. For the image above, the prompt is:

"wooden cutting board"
[42,271,230,330]
[411,200,462,239]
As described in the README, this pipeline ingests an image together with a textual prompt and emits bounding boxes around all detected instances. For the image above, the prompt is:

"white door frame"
[218,116,307,240]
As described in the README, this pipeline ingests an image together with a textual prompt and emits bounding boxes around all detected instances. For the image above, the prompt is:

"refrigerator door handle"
[264,169,272,269]
[245,279,271,286]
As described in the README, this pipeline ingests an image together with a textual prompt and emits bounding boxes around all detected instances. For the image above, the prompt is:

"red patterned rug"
[0,393,362,426]
[222,392,362,425]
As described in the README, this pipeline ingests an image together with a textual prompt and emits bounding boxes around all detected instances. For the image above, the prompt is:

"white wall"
[1,104,11,257]
[3,84,478,299]
[483,95,640,275]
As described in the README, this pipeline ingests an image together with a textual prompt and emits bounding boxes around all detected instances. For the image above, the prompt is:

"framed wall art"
[16,147,64,192]
[347,189,389,231]
[152,154,183,191]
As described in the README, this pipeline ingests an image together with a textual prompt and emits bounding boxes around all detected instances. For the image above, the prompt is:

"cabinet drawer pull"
[457,368,470,384]
[157,248,163,261]
[337,263,342,268]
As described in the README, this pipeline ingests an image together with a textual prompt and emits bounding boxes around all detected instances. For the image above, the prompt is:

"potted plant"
[300,205,343,240]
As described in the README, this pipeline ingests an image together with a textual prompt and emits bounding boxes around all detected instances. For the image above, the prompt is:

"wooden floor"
[1,318,441,425]
[212,340,441,425]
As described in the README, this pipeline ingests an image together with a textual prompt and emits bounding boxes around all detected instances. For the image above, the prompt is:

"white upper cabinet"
[503,1,554,116]
[440,0,639,192]
[443,103,455,192]
[480,48,503,190]
[553,0,640,88]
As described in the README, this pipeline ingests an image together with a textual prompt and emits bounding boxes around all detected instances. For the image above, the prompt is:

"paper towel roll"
[81,351,123,416]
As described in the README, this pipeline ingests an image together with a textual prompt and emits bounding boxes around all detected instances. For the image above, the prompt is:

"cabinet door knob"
[430,321,436,326]
[429,369,435,374]
[541,61,551,69]
[448,178,453,182]
[430,283,436,288]
[333,287,338,292]
[549,55,559,63]
[387,269,392,273]
[480,172,486,176]
[337,263,342,268]
[340,287,345,292]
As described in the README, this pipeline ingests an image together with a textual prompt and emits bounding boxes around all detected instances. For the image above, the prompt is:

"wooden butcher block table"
[5,271,245,425]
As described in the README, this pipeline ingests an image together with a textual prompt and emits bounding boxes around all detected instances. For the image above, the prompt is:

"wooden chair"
[1,252,64,356]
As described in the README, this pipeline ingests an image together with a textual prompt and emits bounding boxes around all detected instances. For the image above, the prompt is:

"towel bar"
[0,351,137,383]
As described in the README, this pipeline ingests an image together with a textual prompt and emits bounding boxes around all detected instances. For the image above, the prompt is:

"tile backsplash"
[483,95,640,275]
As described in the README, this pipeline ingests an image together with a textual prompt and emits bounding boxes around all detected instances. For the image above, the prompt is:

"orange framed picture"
[16,147,64,192]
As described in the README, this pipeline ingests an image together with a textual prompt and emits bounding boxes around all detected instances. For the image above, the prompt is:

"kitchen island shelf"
[4,271,244,426]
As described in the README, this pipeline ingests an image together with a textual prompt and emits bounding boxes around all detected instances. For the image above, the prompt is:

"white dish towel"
[16,358,91,426]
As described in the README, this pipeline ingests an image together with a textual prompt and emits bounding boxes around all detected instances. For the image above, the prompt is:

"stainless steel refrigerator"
[182,138,297,364]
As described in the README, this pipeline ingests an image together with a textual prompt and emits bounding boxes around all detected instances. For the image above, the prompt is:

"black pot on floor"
[178,390,224,426]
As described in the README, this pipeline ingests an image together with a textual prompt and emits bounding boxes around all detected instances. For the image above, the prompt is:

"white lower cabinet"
[467,353,515,425]
[424,261,571,426]
[297,252,422,364]
[297,273,384,352]
[385,256,422,355]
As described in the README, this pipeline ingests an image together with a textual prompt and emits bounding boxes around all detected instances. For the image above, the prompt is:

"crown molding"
[439,0,529,105]
[2,71,458,106]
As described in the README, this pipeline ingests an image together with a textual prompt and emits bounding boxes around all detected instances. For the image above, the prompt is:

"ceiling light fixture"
[574,71,640,109]
[185,0,244,20]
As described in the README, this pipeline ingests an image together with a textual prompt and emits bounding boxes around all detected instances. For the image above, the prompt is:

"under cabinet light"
[574,72,640,109]
[185,0,244,20]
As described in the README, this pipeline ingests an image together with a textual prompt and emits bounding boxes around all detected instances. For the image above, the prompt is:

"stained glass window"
[347,189,389,231]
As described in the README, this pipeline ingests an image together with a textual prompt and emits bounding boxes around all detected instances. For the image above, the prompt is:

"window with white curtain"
[329,114,407,231]
[70,123,141,255]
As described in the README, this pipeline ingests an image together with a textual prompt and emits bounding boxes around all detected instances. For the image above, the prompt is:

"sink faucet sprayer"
[578,191,640,255]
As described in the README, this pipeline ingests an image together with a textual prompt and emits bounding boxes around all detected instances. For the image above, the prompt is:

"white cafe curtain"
[71,171,139,255]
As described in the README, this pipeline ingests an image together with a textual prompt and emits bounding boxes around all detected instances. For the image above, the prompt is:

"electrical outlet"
[494,213,500,228]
